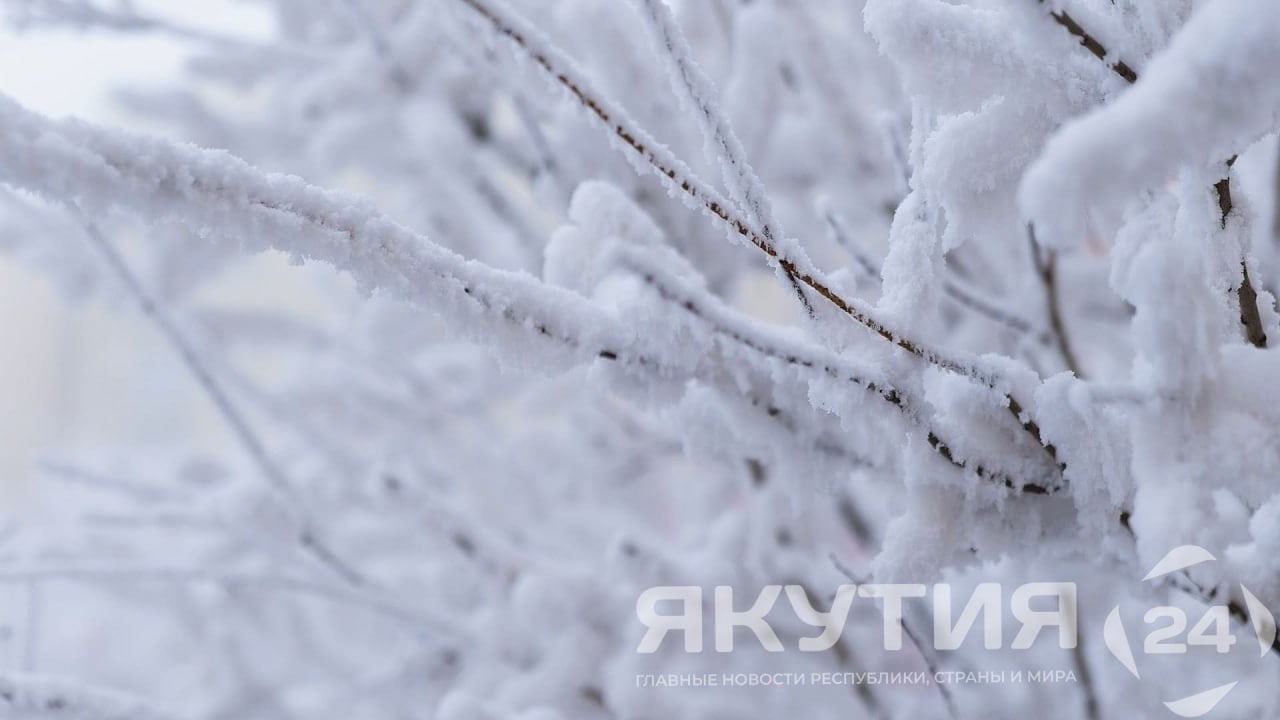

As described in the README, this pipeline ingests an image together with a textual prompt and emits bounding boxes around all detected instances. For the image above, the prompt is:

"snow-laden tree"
[1,0,1279,717]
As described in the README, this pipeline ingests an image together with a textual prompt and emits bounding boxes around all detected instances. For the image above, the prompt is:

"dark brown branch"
[1237,263,1267,347]
[1039,2,1137,83]
[1217,157,1268,347]
[1071,634,1101,720]
[1029,226,1083,376]
[478,0,827,314]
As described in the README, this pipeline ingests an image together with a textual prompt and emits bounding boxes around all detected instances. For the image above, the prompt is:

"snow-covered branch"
[460,0,1059,460]
[4,1,1280,716]
[0,95,639,375]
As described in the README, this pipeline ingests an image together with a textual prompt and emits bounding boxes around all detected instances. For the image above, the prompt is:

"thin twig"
[825,208,1054,347]
[1036,1,1136,83]
[790,578,891,720]
[511,91,561,183]
[78,220,368,588]
[39,460,178,503]
[1071,634,1100,720]
[1217,157,1268,347]
[944,275,1054,347]
[1028,226,1083,376]
[0,566,447,630]
[821,207,883,282]
[333,0,413,90]
[831,555,959,720]
[635,0,779,235]
[634,0,813,317]
[1118,512,1280,657]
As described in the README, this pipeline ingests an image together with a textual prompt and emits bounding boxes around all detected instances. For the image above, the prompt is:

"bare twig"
[831,555,959,720]
[39,460,178,503]
[1216,157,1268,347]
[1118,512,1280,657]
[1028,226,1083,376]
[944,274,1054,347]
[748,399,879,469]
[821,207,883,282]
[789,578,892,720]
[1071,635,1101,720]
[1036,1,1136,83]
[825,208,1054,348]
[511,91,561,183]
[333,0,413,90]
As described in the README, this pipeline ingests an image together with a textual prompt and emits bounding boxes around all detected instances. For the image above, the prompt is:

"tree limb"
[1029,226,1083,376]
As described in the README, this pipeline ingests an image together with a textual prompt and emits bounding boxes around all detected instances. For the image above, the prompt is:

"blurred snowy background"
[0,1,315,505]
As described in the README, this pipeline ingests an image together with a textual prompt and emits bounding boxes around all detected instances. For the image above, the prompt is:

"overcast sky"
[0,1,272,497]
[0,1,270,121]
